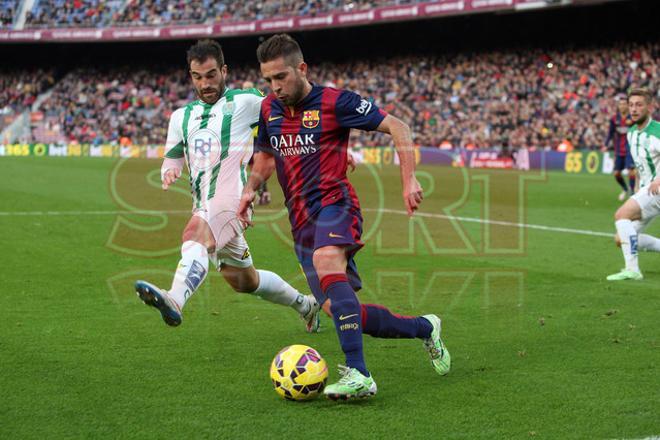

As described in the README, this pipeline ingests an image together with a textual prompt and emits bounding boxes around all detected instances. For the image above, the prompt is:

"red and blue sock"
[360,304,432,339]
[321,274,369,377]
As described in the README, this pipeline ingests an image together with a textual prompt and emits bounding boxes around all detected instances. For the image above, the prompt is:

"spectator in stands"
[27,42,659,150]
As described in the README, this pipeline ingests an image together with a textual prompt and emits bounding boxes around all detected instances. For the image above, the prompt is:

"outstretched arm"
[376,114,423,215]
[237,152,276,226]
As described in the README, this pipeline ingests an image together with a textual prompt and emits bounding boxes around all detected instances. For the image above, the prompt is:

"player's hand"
[403,176,424,216]
[237,188,256,227]
[162,168,181,191]
[648,179,660,196]
[347,152,357,173]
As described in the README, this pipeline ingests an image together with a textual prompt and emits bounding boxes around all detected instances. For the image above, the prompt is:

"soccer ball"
[270,344,328,401]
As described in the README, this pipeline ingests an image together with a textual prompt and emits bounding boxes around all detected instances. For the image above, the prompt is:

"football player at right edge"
[608,88,660,281]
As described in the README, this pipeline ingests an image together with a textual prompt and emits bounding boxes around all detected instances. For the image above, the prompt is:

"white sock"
[168,241,209,309]
[615,219,639,272]
[638,234,660,252]
[251,270,308,313]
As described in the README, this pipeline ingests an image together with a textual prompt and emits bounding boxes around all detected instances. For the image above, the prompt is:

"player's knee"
[614,208,626,221]
[312,248,343,275]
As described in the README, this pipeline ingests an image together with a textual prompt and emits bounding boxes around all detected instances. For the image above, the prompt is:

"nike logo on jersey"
[268,115,283,122]
[339,313,358,321]
[328,232,344,238]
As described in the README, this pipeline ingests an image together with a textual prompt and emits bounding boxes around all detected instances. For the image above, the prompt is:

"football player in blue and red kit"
[238,34,450,401]
[606,94,636,200]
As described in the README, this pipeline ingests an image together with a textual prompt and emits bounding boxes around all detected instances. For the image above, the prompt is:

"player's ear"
[298,61,308,77]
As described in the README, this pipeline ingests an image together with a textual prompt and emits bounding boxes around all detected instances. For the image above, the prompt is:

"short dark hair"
[187,39,224,67]
[256,34,303,66]
[628,87,652,103]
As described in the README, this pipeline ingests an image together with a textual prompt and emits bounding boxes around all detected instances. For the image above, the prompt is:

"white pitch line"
[0,207,612,238]
[362,207,613,238]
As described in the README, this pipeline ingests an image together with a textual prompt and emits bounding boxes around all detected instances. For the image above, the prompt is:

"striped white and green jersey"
[163,88,264,210]
[628,119,660,189]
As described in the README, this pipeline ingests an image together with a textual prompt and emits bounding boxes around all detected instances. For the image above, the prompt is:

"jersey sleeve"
[335,90,387,131]
[254,103,273,156]
[164,109,185,159]
[243,88,266,128]
[162,109,185,180]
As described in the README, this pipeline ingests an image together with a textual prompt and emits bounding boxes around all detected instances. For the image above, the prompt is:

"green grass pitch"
[1,157,658,439]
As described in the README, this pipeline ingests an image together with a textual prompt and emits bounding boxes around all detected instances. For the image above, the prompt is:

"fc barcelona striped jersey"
[607,112,633,157]
[164,88,264,209]
[256,85,387,231]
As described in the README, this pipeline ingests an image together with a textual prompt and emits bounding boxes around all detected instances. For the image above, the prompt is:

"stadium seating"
[24,43,658,150]
[25,0,125,28]
[0,69,56,114]
[0,0,17,28]
[16,0,432,28]
[114,0,428,26]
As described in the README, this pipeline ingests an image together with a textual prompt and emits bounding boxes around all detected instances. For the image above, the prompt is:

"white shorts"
[631,188,660,222]
[193,204,253,271]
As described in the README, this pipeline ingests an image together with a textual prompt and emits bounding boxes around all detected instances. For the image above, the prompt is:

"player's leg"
[216,239,320,333]
[608,195,644,280]
[614,156,628,200]
[344,255,450,375]
[615,217,660,252]
[314,244,376,400]
[135,215,214,326]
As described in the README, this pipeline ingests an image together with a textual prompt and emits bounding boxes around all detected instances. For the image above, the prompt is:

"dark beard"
[198,83,225,104]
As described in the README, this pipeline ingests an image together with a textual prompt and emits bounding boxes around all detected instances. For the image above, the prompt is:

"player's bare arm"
[238,151,276,226]
[376,114,423,215]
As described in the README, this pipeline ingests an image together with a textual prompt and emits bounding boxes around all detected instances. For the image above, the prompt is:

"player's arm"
[335,90,422,215]
[162,109,185,191]
[604,118,615,149]
[376,114,423,215]
[238,109,275,226]
[238,152,275,226]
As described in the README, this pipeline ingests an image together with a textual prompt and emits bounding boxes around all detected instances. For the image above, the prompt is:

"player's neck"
[288,81,313,113]
[637,116,651,130]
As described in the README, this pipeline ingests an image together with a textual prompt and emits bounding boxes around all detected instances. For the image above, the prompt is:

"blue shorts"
[292,203,364,305]
[615,152,635,171]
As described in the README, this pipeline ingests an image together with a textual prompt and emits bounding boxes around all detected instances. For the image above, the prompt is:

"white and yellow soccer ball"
[270,345,328,401]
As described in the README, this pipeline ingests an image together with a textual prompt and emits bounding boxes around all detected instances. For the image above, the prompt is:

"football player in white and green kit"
[135,40,320,330]
[608,88,660,281]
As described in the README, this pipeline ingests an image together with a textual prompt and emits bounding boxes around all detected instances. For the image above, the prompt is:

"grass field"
[1,157,658,439]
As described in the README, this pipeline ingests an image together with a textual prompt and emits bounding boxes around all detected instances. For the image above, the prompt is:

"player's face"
[190,58,227,105]
[260,57,308,106]
[628,95,651,125]
[617,99,628,114]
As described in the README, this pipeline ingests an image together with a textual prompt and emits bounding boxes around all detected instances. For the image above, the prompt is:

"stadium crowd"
[20,0,433,28]
[25,0,124,28]
[20,42,657,150]
[0,69,56,114]
[0,0,17,28]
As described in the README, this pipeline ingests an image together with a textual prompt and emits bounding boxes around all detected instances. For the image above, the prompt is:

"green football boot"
[422,314,451,376]
[606,270,643,281]
[324,365,377,401]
